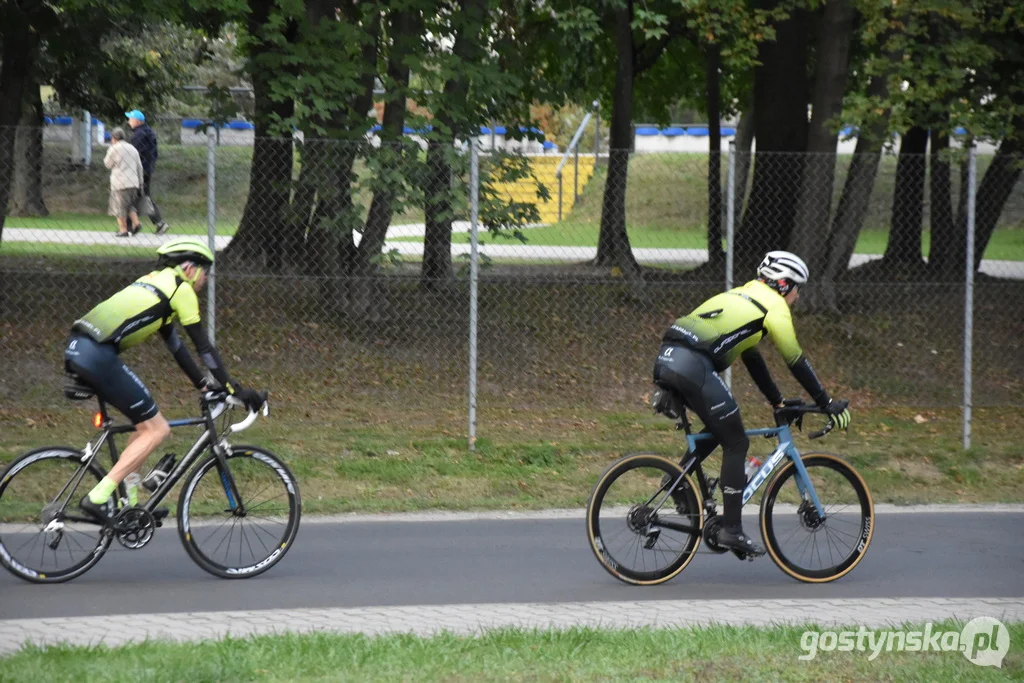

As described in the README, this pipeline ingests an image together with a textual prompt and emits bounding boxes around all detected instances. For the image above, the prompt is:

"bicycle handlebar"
[773,398,848,440]
[202,391,269,433]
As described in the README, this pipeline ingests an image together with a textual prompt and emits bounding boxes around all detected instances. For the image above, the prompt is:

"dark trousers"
[142,174,164,225]
[653,345,750,528]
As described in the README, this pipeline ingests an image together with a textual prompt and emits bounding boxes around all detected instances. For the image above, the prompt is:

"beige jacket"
[104,141,145,191]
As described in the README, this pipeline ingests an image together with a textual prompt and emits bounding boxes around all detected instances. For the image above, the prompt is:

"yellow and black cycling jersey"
[663,279,829,406]
[71,267,235,393]
[73,268,200,351]
[664,280,802,370]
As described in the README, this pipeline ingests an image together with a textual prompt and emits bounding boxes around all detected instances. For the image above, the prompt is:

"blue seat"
[839,126,856,137]
[720,127,736,136]
[44,116,53,125]
[635,126,660,136]
[542,141,557,150]
[661,127,686,137]
[369,124,382,133]
[55,116,74,126]
[104,131,111,141]
[519,126,544,136]
[685,127,709,136]
[954,127,968,136]
[182,119,204,129]
[91,119,103,127]
[228,120,254,130]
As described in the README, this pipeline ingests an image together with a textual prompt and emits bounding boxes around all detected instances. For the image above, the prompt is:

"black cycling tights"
[653,345,750,529]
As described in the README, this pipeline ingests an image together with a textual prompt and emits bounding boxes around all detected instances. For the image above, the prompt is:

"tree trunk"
[595,2,640,273]
[789,0,853,309]
[706,42,723,266]
[0,11,36,242]
[11,69,48,217]
[883,125,928,268]
[926,131,961,279]
[972,121,1024,271]
[735,4,811,272]
[733,102,754,219]
[420,0,486,288]
[357,7,421,274]
[821,73,891,303]
[225,0,297,269]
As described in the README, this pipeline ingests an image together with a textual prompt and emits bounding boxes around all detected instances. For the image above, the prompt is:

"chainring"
[701,515,730,554]
[114,508,156,550]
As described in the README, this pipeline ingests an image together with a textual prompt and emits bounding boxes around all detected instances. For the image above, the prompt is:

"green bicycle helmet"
[156,237,215,267]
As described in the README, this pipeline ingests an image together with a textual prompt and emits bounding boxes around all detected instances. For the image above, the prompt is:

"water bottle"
[744,456,762,484]
[124,472,141,507]
[142,453,176,492]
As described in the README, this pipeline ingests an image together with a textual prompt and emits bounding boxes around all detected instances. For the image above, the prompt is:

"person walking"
[125,109,171,235]
[104,128,144,238]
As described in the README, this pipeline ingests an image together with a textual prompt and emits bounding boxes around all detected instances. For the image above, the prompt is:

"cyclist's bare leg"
[107,413,171,483]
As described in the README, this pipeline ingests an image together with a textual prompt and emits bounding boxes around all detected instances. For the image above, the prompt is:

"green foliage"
[848,0,1024,140]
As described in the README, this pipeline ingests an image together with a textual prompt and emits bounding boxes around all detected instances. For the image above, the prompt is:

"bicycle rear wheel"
[760,453,874,583]
[0,447,113,583]
[586,453,703,585]
[178,445,301,578]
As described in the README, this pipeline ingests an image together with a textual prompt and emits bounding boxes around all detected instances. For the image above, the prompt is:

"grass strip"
[2,621,1020,682]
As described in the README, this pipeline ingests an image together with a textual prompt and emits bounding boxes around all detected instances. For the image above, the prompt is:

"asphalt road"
[1,512,1021,620]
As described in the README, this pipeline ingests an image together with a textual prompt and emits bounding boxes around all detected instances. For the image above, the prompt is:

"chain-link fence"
[1,124,1021,449]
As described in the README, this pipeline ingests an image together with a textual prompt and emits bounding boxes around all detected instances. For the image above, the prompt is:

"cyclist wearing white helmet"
[65,237,265,523]
[653,250,850,555]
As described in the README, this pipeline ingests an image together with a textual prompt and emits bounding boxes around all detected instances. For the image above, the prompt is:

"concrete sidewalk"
[1,597,1020,655]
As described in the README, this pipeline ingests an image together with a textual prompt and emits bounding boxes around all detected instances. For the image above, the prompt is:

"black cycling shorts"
[652,344,740,427]
[64,333,159,424]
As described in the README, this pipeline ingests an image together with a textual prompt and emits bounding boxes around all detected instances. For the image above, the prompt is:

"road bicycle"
[0,377,301,583]
[586,393,874,585]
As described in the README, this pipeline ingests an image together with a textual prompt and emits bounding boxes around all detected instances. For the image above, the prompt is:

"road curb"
[2,597,1021,656]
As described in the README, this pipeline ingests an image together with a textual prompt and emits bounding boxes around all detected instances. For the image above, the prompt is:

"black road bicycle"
[0,378,301,583]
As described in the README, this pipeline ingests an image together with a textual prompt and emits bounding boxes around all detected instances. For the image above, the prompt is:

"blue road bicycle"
[586,394,874,584]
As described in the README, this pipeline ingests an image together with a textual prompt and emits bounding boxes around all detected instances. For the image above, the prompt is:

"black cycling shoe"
[79,496,114,525]
[715,527,766,557]
[153,508,170,528]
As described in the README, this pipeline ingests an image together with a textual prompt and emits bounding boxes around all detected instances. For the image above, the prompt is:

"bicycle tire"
[177,445,301,579]
[586,452,703,585]
[760,453,874,583]
[0,446,113,583]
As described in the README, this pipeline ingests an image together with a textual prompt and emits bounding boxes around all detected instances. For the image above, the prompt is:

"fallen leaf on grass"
[913,414,928,424]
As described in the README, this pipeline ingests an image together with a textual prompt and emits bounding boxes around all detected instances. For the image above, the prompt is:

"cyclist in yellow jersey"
[65,237,265,523]
[653,251,851,555]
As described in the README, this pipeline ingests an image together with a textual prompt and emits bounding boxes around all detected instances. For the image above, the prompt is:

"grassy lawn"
[10,145,1020,261]
[2,404,1023,519]
[2,621,1020,682]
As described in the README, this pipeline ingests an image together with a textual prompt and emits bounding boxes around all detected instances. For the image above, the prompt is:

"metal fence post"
[206,126,217,345]
[963,144,976,450]
[574,145,579,203]
[593,99,600,161]
[724,141,737,389]
[468,140,481,451]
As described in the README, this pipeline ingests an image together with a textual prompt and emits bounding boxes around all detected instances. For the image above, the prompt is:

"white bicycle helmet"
[757,250,808,295]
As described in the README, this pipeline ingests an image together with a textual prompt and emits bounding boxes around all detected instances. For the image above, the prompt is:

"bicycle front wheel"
[586,453,703,585]
[178,445,301,579]
[0,446,113,583]
[760,453,874,583]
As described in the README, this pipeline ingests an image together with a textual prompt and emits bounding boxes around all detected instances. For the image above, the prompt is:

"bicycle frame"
[677,423,827,519]
[61,394,248,525]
